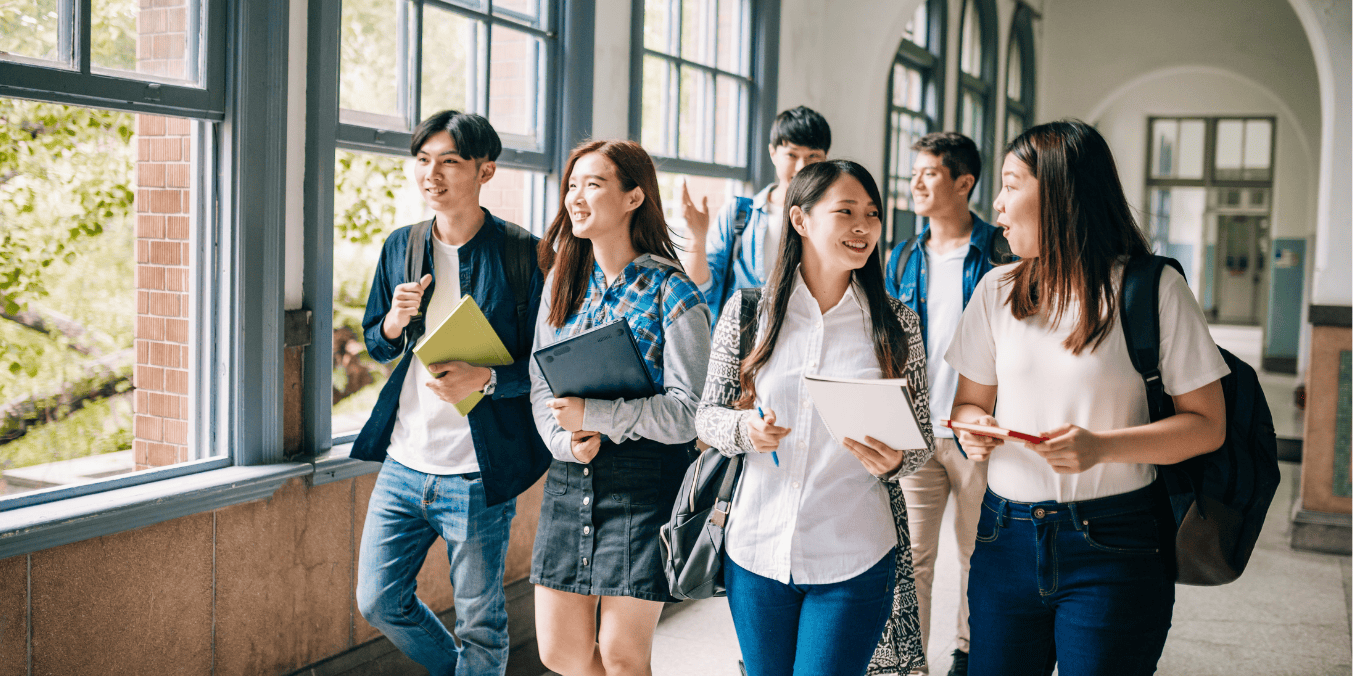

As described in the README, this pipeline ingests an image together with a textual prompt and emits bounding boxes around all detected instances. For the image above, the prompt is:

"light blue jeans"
[357,459,516,676]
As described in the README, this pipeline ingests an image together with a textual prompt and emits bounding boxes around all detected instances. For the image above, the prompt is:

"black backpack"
[403,215,535,349]
[1120,255,1280,586]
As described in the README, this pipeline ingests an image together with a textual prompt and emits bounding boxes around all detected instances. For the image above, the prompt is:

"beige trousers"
[899,437,989,673]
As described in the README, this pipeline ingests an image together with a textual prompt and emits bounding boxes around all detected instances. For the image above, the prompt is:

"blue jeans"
[357,459,516,676]
[968,486,1175,676]
[725,549,896,676]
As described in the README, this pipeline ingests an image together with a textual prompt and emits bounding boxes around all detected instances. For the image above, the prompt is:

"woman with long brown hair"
[696,159,933,676]
[528,140,711,676]
[947,120,1228,674]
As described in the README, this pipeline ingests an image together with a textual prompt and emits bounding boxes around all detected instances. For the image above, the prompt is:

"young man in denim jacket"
[351,110,550,676]
[677,106,831,324]
[884,132,1011,676]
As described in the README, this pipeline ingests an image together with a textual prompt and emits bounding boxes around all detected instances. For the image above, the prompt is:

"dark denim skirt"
[530,437,692,602]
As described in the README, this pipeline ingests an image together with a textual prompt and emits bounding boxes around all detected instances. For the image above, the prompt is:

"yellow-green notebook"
[412,295,515,416]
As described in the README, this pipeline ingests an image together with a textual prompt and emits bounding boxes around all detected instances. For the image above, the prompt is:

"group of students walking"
[348,104,1229,676]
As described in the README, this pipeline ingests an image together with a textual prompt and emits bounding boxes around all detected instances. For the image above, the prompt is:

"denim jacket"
[700,184,775,325]
[352,211,551,506]
[884,213,1004,348]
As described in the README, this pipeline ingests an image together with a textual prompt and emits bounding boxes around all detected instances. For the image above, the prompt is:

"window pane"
[91,0,200,84]
[960,89,984,146]
[493,0,541,27]
[0,0,64,66]
[677,66,712,162]
[1243,119,1273,178]
[421,8,481,120]
[1006,112,1022,145]
[0,99,212,499]
[644,0,673,54]
[902,2,928,50]
[341,0,402,122]
[713,76,746,166]
[892,63,923,112]
[656,171,746,250]
[715,0,747,75]
[681,0,715,67]
[488,26,543,146]
[1177,119,1205,180]
[641,55,674,156]
[1214,119,1244,180]
[479,166,548,235]
[960,0,981,77]
[1006,40,1022,101]
[331,151,423,439]
[1150,119,1178,179]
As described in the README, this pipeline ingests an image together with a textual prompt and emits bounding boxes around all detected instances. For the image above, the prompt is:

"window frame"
[0,0,299,556]
[880,0,946,253]
[628,0,779,186]
[1145,116,1278,190]
[955,0,996,216]
[1004,4,1035,141]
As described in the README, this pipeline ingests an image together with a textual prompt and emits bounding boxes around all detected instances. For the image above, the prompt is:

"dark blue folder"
[533,318,660,400]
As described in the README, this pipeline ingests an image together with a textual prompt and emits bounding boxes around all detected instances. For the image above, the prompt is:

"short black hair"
[770,106,831,152]
[912,132,982,198]
[410,110,502,161]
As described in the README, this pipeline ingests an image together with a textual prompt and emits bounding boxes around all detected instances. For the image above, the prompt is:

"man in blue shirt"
[351,110,550,676]
[884,132,1011,676]
[677,106,831,324]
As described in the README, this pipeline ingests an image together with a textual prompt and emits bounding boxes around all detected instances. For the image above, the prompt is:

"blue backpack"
[1120,255,1280,586]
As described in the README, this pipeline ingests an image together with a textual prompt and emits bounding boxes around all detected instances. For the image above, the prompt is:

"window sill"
[311,443,383,486]
[0,462,315,560]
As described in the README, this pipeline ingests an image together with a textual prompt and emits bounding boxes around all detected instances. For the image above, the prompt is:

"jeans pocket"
[975,502,1001,543]
[1081,511,1160,554]
[543,462,569,496]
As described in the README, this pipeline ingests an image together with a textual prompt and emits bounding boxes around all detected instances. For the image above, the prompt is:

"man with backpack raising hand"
[677,106,831,324]
[352,110,550,676]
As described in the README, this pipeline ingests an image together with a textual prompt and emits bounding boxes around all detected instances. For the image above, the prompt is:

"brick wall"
[133,1,194,470]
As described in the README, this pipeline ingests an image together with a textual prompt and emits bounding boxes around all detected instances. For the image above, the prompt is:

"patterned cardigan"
[695,287,935,675]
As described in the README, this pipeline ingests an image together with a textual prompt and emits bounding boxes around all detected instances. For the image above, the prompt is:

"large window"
[328,0,558,442]
[882,0,944,252]
[0,0,230,510]
[1005,6,1035,145]
[1146,117,1276,324]
[956,0,995,217]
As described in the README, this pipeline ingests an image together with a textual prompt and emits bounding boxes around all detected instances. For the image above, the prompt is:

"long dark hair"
[1002,120,1152,355]
[539,140,679,328]
[735,160,908,409]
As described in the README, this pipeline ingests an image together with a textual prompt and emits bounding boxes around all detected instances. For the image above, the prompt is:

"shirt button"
[797,440,805,449]
[583,526,591,535]
[801,398,811,408]
[583,467,590,476]
[792,481,801,489]
[582,557,590,566]
[583,496,591,506]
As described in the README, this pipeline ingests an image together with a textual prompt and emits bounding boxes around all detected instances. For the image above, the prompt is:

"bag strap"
[721,197,755,297]
[710,287,762,527]
[500,219,535,344]
[891,234,920,291]
[1120,255,1184,422]
[403,218,436,348]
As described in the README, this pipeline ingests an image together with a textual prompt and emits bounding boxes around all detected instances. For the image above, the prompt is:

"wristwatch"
[482,367,497,396]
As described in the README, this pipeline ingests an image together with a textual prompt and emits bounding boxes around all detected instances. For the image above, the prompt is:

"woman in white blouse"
[696,159,933,676]
[947,120,1229,675]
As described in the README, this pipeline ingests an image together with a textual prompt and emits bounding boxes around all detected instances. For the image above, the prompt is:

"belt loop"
[998,498,1010,527]
[1069,502,1085,531]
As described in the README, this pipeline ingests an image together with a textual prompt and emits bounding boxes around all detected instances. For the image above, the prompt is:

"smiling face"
[910,150,974,219]
[790,174,881,275]
[769,142,827,188]
[413,130,494,213]
[564,152,644,244]
[993,153,1041,258]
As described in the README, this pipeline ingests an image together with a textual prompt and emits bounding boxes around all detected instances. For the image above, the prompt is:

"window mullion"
[398,0,414,128]
[77,0,92,74]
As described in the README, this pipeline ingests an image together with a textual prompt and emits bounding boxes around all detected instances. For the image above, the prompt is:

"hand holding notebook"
[942,419,1048,445]
[413,295,516,416]
[802,375,927,453]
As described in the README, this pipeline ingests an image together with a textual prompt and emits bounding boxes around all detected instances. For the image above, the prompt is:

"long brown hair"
[538,140,679,328]
[1002,120,1151,355]
[735,160,908,409]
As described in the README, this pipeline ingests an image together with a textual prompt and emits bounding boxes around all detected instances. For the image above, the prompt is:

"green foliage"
[339,0,400,117]
[1,394,133,471]
[334,150,410,245]
[0,0,140,71]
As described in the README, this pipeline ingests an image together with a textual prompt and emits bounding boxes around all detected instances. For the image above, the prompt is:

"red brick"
[164,419,189,445]
[136,291,150,315]
[136,315,166,341]
[181,190,190,214]
[166,164,190,189]
[166,34,185,61]
[147,442,177,467]
[151,137,182,162]
[135,414,163,441]
[137,214,166,238]
[138,162,166,187]
[165,268,188,292]
[165,117,192,135]
[166,7,187,32]
[151,189,180,213]
[136,266,166,291]
[167,60,185,80]
[138,115,166,137]
[149,240,181,265]
[166,215,190,239]
[165,318,189,343]
[181,242,191,265]
[138,137,152,161]
[149,393,180,419]
[136,365,165,391]
[135,388,150,414]
[136,188,151,210]
[134,439,150,465]
[149,341,181,368]
[164,368,190,394]
[180,345,189,367]
[150,291,181,317]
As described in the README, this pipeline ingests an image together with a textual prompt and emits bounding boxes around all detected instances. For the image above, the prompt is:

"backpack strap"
[499,219,535,344]
[1120,255,1186,422]
[891,235,920,291]
[712,287,763,527]
[403,218,436,348]
[721,197,755,298]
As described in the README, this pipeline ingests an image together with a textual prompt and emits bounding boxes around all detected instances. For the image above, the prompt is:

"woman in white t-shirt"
[946,120,1229,675]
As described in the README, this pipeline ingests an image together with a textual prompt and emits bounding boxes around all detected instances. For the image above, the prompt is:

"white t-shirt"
[386,236,479,476]
[923,243,969,438]
[945,262,1229,503]
[763,203,784,278]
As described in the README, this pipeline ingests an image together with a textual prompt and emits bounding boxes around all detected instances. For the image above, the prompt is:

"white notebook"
[802,375,926,451]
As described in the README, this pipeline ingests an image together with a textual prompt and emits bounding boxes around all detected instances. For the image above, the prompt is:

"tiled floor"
[647,324,1352,676]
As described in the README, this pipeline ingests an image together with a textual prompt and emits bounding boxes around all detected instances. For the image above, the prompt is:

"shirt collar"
[751,183,776,211]
[788,266,867,316]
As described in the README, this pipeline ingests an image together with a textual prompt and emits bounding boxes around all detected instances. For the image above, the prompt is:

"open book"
[412,295,515,416]
[802,375,927,451]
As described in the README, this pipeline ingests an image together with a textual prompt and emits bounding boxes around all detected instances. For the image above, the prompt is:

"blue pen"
[757,406,780,467]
